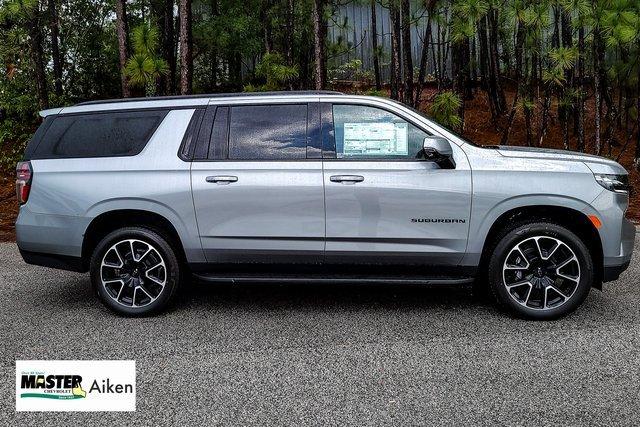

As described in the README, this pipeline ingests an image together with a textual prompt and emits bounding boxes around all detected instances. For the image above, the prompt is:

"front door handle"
[206,175,238,184]
[330,175,364,184]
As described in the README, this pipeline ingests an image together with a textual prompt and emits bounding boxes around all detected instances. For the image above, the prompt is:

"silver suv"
[15,91,635,319]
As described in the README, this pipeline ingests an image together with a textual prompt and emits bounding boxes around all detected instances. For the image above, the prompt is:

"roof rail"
[76,90,344,106]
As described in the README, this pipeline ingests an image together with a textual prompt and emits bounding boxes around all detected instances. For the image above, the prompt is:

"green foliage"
[549,47,579,71]
[430,91,463,130]
[328,59,373,83]
[520,98,535,112]
[364,89,387,97]
[132,23,160,55]
[451,0,489,43]
[124,23,169,93]
[542,66,565,87]
[244,52,298,92]
[0,0,639,175]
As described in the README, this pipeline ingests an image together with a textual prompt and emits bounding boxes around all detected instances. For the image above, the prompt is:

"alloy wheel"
[100,239,167,308]
[502,236,581,311]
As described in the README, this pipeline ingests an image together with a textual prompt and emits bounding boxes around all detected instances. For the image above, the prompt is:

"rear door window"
[228,104,307,160]
[31,110,167,159]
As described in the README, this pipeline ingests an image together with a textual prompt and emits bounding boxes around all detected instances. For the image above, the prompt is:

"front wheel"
[90,227,181,316]
[488,222,594,320]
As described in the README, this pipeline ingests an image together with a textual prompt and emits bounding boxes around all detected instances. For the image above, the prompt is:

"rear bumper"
[15,206,87,258]
[18,248,86,272]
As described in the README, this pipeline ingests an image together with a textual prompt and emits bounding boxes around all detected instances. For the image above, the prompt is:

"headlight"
[594,173,630,193]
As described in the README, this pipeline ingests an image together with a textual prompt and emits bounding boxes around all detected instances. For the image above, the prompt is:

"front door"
[191,103,325,263]
[322,102,472,266]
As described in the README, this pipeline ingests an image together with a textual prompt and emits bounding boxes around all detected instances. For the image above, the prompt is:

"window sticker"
[341,122,408,157]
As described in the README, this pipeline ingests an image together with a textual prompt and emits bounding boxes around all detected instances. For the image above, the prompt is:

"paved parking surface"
[2,233,639,425]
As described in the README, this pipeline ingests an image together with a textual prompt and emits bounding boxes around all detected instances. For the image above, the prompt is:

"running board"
[192,273,474,286]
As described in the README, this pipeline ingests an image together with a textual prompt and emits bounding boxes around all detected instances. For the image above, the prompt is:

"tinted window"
[179,109,205,160]
[208,106,229,160]
[332,104,429,159]
[228,105,307,160]
[23,116,54,160]
[32,110,167,159]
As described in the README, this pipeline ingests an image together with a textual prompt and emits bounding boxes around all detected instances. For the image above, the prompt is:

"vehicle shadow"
[173,278,487,312]
[24,270,629,323]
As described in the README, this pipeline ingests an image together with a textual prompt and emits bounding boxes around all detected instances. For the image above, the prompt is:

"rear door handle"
[330,175,364,184]
[206,175,238,184]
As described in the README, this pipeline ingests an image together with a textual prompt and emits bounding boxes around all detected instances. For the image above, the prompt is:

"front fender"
[462,194,598,266]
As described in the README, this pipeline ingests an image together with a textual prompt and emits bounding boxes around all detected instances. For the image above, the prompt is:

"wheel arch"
[478,205,603,289]
[81,209,188,271]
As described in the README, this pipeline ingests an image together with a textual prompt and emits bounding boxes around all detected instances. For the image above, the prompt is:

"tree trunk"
[389,1,402,100]
[593,29,605,155]
[179,0,193,95]
[370,0,381,91]
[501,23,523,146]
[262,0,273,53]
[560,8,573,142]
[286,0,294,66]
[451,39,468,129]
[576,26,585,152]
[435,18,442,89]
[47,0,63,97]
[115,0,130,98]
[28,14,48,109]
[537,91,551,146]
[400,0,413,105]
[551,5,560,49]
[478,16,489,92]
[524,106,533,146]
[210,0,218,91]
[488,9,505,112]
[414,12,433,107]
[312,0,326,90]
[635,44,640,168]
[163,0,176,95]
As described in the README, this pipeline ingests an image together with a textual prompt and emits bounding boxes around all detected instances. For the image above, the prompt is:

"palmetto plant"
[124,23,169,94]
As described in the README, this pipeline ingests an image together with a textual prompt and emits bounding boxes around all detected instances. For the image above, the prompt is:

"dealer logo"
[16,360,136,412]
[20,373,87,400]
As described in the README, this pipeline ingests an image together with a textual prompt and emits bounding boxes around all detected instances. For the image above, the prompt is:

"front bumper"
[588,188,635,282]
[602,217,635,283]
[603,260,631,282]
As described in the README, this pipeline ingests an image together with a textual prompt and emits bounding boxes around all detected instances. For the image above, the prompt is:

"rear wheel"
[90,227,181,316]
[488,222,593,320]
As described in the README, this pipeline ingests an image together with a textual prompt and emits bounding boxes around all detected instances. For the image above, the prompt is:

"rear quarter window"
[30,110,167,159]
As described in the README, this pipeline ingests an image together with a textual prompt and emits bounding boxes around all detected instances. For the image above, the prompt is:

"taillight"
[16,161,32,205]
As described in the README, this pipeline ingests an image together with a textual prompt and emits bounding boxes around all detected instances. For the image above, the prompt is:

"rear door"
[321,100,472,266]
[190,101,325,264]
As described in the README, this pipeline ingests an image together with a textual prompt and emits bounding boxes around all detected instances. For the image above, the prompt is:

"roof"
[75,91,343,106]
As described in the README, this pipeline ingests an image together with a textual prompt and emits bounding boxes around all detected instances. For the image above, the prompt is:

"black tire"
[90,227,181,316]
[487,222,594,320]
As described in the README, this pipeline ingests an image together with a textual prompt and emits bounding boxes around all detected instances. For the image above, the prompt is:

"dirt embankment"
[0,177,15,241]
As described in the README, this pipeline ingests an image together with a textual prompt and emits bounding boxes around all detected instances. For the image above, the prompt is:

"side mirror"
[422,136,455,168]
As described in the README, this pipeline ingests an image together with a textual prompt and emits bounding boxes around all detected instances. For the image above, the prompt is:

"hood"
[494,145,627,175]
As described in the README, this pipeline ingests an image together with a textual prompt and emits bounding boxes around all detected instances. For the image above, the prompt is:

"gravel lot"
[2,233,639,426]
